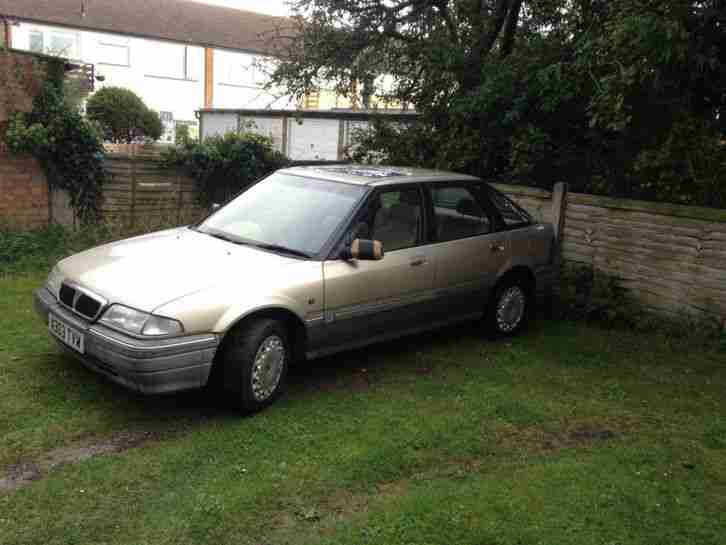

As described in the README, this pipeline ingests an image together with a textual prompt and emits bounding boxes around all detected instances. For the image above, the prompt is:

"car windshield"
[197,173,366,257]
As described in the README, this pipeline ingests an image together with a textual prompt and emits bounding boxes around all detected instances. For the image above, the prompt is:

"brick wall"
[0,49,49,229]
[0,151,49,229]
[0,50,46,131]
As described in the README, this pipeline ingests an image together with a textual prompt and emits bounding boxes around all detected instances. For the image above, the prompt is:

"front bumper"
[34,288,219,394]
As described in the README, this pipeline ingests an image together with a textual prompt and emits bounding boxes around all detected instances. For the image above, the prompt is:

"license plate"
[49,313,85,354]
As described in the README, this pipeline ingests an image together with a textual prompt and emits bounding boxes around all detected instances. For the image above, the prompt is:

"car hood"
[56,227,304,312]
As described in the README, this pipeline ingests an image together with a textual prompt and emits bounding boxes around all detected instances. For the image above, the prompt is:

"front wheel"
[215,318,290,413]
[486,276,531,338]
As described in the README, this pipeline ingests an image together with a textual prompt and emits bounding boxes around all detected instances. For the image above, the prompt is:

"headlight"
[142,315,184,336]
[46,266,64,299]
[100,305,183,336]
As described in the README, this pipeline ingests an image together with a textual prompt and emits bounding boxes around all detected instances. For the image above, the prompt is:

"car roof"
[278,164,481,187]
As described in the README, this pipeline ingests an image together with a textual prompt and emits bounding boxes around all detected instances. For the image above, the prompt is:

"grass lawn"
[0,272,724,544]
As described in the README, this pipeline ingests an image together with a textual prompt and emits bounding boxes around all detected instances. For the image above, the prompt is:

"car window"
[199,173,366,256]
[486,188,532,228]
[431,185,491,242]
[355,188,423,252]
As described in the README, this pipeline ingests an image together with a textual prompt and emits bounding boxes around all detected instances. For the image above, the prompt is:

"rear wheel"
[487,275,532,338]
[215,318,290,413]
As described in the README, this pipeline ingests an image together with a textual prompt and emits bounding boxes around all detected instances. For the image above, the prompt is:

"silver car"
[35,165,555,412]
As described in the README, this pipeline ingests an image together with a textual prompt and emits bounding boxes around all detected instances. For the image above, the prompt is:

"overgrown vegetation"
[554,263,725,349]
[86,86,163,143]
[0,218,180,276]
[175,123,192,145]
[163,131,288,208]
[5,81,106,223]
[272,0,726,207]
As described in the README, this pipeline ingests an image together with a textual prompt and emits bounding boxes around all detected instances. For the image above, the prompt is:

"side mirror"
[210,203,221,212]
[342,238,384,260]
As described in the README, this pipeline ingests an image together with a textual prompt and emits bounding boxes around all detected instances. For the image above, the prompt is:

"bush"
[556,264,634,324]
[86,87,163,143]
[175,124,192,145]
[0,217,182,276]
[554,263,725,350]
[5,83,106,223]
[163,131,289,207]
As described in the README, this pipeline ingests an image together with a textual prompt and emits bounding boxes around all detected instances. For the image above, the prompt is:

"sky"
[192,0,291,16]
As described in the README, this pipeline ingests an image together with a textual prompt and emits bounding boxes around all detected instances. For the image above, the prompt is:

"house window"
[147,42,198,80]
[218,51,263,87]
[29,31,43,53]
[97,36,130,66]
[26,28,79,58]
[50,34,75,56]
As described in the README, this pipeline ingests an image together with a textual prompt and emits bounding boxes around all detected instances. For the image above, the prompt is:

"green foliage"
[5,83,106,223]
[557,263,634,323]
[0,218,181,275]
[555,263,725,348]
[175,123,192,145]
[275,0,726,207]
[86,86,163,143]
[163,131,289,207]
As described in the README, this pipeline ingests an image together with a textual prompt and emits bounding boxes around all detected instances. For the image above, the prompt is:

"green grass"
[0,273,725,545]
[0,220,182,276]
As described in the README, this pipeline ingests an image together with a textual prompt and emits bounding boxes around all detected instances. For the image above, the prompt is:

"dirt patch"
[0,462,42,491]
[302,370,372,394]
[495,420,630,455]
[0,429,158,493]
[569,426,617,443]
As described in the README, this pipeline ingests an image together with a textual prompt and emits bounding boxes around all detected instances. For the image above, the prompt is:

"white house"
[0,0,295,141]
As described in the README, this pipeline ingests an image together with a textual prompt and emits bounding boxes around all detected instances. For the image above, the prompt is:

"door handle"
[490,242,505,253]
[410,257,427,267]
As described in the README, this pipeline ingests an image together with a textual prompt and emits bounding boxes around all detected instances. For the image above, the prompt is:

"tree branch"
[434,0,460,45]
[481,0,510,56]
[500,0,523,58]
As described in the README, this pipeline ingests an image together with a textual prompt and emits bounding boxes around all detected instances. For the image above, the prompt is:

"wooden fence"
[494,183,726,324]
[102,146,203,225]
[94,149,726,324]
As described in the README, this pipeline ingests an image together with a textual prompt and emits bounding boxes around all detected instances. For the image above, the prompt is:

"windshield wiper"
[194,227,311,258]
[250,243,312,259]
[202,230,244,245]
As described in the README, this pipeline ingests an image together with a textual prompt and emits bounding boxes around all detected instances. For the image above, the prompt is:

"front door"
[321,186,435,349]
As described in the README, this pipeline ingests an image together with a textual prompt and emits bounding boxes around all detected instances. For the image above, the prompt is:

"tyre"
[215,318,290,413]
[486,274,532,338]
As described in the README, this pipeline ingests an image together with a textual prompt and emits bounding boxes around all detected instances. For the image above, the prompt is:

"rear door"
[425,182,510,318]
[320,185,436,350]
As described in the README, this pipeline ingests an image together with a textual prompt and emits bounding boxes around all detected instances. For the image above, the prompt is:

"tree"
[270,1,726,207]
[86,87,163,143]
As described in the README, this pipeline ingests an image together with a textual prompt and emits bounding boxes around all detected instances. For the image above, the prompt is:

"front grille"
[58,282,106,321]
[76,294,102,318]
[59,284,75,307]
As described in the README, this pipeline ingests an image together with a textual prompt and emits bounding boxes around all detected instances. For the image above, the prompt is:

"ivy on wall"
[4,62,106,224]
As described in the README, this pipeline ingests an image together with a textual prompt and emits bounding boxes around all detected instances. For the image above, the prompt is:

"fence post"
[551,182,568,246]
[551,182,568,282]
[129,147,137,227]
[177,170,183,224]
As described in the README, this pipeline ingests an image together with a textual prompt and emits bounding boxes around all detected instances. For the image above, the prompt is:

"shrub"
[175,123,191,145]
[163,131,289,208]
[86,87,163,143]
[556,264,633,324]
[554,263,725,350]
[5,83,106,223]
[0,217,182,276]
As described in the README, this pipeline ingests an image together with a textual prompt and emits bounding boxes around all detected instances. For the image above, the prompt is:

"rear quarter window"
[486,188,532,228]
